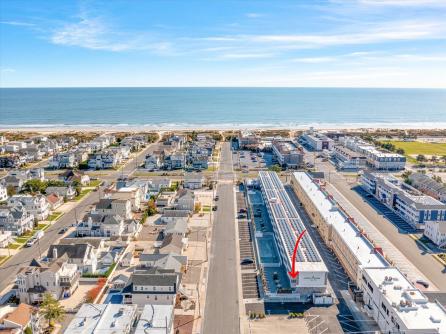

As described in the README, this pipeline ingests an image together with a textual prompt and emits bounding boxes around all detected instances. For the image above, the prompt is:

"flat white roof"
[293,172,388,269]
[259,171,327,271]
[135,304,173,334]
[65,304,137,334]
[365,267,446,332]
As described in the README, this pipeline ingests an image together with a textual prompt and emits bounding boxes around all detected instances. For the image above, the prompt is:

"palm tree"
[40,293,65,327]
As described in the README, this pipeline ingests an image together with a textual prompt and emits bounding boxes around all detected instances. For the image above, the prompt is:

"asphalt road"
[310,154,446,291]
[0,141,160,293]
[203,142,240,334]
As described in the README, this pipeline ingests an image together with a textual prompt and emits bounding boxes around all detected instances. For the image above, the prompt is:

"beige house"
[95,198,132,219]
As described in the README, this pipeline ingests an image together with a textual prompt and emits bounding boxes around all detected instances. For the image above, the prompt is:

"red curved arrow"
[288,229,307,279]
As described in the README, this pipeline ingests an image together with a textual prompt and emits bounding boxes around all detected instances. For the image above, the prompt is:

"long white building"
[291,171,388,287]
[301,130,334,151]
[291,171,446,333]
[258,171,328,300]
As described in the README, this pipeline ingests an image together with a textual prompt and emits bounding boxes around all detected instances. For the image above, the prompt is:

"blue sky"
[1,0,446,88]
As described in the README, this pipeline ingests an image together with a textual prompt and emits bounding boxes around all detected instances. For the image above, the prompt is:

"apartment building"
[271,139,304,169]
[340,137,406,171]
[409,173,446,203]
[16,257,80,304]
[7,194,50,221]
[291,171,389,288]
[332,145,367,170]
[301,130,334,151]
[424,220,446,248]
[361,172,446,229]
[362,267,446,333]
[259,171,328,300]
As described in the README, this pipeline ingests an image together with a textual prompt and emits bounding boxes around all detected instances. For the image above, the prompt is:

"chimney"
[53,247,58,259]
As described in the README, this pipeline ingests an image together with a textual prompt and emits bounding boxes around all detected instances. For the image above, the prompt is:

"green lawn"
[384,141,446,156]
[89,179,102,187]
[8,243,22,249]
[75,188,92,201]
[202,205,211,212]
[35,224,49,231]
[48,212,63,221]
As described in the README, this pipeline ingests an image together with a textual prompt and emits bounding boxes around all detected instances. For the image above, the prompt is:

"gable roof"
[2,303,33,327]
[47,244,91,260]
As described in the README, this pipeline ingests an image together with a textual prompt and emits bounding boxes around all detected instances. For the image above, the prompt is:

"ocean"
[1,87,445,129]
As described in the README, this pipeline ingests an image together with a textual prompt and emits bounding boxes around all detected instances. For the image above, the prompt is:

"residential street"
[0,140,160,293]
[203,142,240,334]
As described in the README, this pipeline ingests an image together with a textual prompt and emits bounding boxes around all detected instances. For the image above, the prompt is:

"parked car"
[34,230,44,240]
[58,227,68,234]
[416,280,429,288]
[240,258,254,265]
[238,213,246,219]
[212,206,217,211]
[25,238,36,247]
[214,195,219,201]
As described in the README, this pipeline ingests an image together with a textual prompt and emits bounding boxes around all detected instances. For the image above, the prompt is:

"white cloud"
[246,13,264,18]
[51,15,172,53]
[1,21,35,27]
[292,57,337,63]
[357,0,446,7]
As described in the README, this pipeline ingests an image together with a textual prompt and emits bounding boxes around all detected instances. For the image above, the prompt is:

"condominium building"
[258,171,328,300]
[65,304,138,334]
[340,137,406,171]
[16,257,80,304]
[7,194,50,221]
[291,171,389,287]
[271,139,304,169]
[332,145,367,170]
[361,172,446,229]
[362,267,446,333]
[301,130,334,151]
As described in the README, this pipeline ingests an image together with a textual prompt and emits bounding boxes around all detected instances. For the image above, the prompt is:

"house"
[163,153,186,170]
[174,189,195,212]
[155,192,176,208]
[95,198,132,219]
[46,243,98,274]
[135,304,174,334]
[46,193,64,210]
[65,304,137,334]
[76,213,125,238]
[164,219,188,238]
[148,179,172,194]
[144,154,161,171]
[88,150,121,169]
[160,210,190,224]
[111,186,142,211]
[49,152,77,169]
[0,184,8,202]
[0,303,36,333]
[112,273,130,290]
[59,169,90,186]
[184,172,205,189]
[7,195,49,221]
[0,231,13,248]
[1,175,24,192]
[0,205,34,236]
[45,186,76,200]
[159,234,187,255]
[16,257,80,304]
[122,269,179,306]
[139,253,187,273]
[0,156,26,169]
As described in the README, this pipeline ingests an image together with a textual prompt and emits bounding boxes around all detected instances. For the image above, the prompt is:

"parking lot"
[232,150,273,173]
[354,186,417,233]
[241,273,261,299]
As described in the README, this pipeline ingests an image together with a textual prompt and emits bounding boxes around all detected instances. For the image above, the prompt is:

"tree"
[194,202,202,214]
[441,155,446,163]
[21,179,47,194]
[6,185,16,197]
[268,164,282,173]
[431,155,438,162]
[396,148,405,155]
[416,154,426,162]
[147,199,157,216]
[40,293,65,327]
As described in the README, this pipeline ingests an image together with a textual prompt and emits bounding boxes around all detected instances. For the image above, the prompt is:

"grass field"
[385,141,446,156]
[48,211,63,221]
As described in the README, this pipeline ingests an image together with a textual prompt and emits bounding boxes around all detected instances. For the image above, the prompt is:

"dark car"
[238,213,246,219]
[214,196,219,201]
[212,206,217,211]
[240,258,254,265]
[239,208,247,214]
[58,227,68,234]
[416,280,429,288]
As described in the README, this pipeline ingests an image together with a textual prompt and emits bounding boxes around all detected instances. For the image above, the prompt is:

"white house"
[0,205,34,235]
[95,198,132,219]
[0,184,8,202]
[47,243,98,274]
[184,172,205,189]
[424,220,446,248]
[7,195,49,221]
[0,230,13,248]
